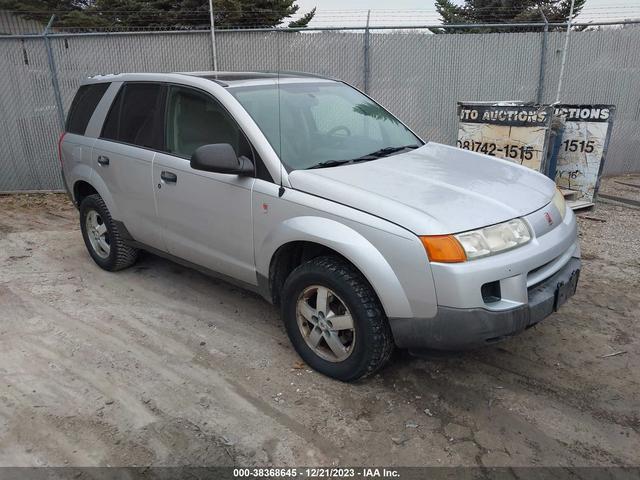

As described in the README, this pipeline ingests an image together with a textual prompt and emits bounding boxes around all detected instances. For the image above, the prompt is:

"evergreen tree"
[0,0,316,30]
[432,0,586,33]
[288,6,315,28]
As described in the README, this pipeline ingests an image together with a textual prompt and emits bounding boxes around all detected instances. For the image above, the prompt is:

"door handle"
[97,155,110,166]
[160,171,177,183]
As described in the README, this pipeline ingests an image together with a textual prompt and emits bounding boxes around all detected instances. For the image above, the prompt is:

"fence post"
[43,15,65,129]
[363,10,371,93]
[536,10,549,104]
[555,0,576,103]
[208,0,218,71]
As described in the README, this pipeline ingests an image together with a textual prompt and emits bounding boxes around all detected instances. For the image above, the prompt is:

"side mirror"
[190,144,253,175]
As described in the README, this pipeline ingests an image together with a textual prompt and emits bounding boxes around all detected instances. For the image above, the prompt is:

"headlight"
[455,218,531,260]
[552,188,567,220]
[420,218,532,262]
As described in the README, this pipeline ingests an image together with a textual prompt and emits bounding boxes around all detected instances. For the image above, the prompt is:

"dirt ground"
[0,183,638,468]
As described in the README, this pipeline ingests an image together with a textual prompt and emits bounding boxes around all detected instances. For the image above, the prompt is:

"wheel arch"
[73,180,98,206]
[258,216,413,319]
[72,175,120,220]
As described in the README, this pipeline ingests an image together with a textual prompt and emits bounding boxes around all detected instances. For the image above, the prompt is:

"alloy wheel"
[85,209,110,259]
[296,285,356,362]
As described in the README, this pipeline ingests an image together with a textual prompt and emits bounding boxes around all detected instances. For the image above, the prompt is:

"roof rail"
[259,70,337,81]
[207,78,229,87]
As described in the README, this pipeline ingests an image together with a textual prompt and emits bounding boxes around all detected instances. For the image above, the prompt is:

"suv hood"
[288,142,556,235]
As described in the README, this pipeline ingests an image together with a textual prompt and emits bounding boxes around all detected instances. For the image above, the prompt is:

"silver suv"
[60,72,580,381]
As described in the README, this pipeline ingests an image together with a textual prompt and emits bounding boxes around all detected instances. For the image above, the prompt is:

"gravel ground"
[599,173,640,205]
[0,188,638,467]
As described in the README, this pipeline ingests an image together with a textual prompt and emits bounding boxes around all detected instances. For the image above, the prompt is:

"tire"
[79,194,138,271]
[281,255,394,382]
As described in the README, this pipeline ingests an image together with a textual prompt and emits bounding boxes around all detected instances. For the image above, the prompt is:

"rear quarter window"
[66,83,110,135]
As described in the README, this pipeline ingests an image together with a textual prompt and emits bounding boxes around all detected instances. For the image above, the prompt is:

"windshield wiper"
[307,159,354,169]
[306,145,420,170]
[353,144,420,161]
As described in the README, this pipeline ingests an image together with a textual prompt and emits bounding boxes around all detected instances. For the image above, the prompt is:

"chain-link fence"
[1,22,640,191]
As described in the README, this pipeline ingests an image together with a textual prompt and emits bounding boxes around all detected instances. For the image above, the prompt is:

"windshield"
[229,81,422,171]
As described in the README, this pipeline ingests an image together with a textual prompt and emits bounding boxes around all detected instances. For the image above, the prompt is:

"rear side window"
[65,83,110,135]
[101,83,164,149]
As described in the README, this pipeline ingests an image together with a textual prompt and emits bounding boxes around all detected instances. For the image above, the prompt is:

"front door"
[153,85,257,285]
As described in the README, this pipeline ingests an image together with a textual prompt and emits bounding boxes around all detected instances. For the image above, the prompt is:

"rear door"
[61,82,110,190]
[92,82,166,249]
[153,85,257,285]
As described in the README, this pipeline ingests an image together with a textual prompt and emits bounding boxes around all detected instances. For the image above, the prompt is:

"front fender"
[257,216,414,319]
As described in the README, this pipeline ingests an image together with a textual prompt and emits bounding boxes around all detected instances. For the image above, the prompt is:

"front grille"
[527,257,556,281]
[526,247,574,289]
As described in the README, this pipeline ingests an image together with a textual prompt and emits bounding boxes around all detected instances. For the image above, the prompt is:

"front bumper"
[389,256,581,350]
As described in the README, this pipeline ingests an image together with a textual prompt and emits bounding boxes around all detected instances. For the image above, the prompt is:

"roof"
[83,71,337,88]
[186,71,337,87]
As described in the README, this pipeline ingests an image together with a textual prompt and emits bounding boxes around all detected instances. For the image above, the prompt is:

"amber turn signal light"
[420,235,467,263]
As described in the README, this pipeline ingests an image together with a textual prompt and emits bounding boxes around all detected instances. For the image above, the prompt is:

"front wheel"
[281,256,394,382]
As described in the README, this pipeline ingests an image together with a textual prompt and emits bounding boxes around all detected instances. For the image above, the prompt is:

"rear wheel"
[79,194,138,271]
[281,256,394,382]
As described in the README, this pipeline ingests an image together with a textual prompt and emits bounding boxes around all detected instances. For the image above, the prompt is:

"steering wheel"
[327,125,352,137]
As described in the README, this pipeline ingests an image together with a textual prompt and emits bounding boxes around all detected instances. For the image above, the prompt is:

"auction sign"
[456,102,553,172]
[553,104,615,204]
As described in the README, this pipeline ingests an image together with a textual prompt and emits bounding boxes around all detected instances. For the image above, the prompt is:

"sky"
[294,0,640,26]
[298,0,628,7]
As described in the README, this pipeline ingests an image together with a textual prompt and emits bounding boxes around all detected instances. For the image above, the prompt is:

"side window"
[165,86,252,161]
[66,83,110,135]
[101,83,164,149]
